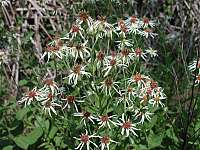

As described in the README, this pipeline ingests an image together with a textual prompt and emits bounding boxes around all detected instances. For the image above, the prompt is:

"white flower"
[125,86,138,100]
[40,45,63,62]
[74,130,98,150]
[140,17,156,28]
[188,58,200,72]
[103,52,127,77]
[133,47,147,61]
[18,87,41,107]
[139,94,149,106]
[145,47,158,57]
[67,64,91,85]
[137,80,158,100]
[93,16,116,39]
[67,24,85,40]
[99,135,119,150]
[149,95,166,107]
[139,78,158,96]
[139,28,158,38]
[40,79,59,94]
[133,106,153,124]
[195,74,200,86]
[115,38,133,49]
[86,22,96,36]
[100,78,121,97]
[120,48,135,65]
[41,93,61,117]
[152,87,166,99]
[117,95,133,109]
[96,115,118,129]
[117,113,140,137]
[128,72,150,88]
[125,16,141,34]
[74,111,97,126]
[76,10,94,29]
[61,95,84,112]
[115,20,128,37]
[69,41,90,60]
[96,50,105,68]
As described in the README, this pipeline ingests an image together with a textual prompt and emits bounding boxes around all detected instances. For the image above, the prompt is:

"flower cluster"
[117,16,158,39]
[18,11,166,149]
[74,130,118,150]
[39,13,158,63]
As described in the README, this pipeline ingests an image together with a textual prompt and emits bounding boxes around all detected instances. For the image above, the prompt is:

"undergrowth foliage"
[18,11,167,149]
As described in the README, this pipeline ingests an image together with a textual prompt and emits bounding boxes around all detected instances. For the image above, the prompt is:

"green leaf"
[137,145,148,150]
[166,128,178,144]
[54,136,62,147]
[148,130,164,149]
[13,127,43,149]
[25,127,43,145]
[195,119,200,131]
[19,79,28,86]
[49,126,58,139]
[2,145,14,150]
[44,120,50,134]
[13,136,29,150]
[35,117,49,133]
[16,107,29,120]
[144,116,157,130]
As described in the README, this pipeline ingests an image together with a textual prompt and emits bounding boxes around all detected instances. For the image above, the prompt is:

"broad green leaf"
[16,108,29,120]
[137,145,148,150]
[13,136,29,150]
[35,117,49,133]
[2,145,14,150]
[19,80,28,86]
[25,127,43,145]
[54,136,62,147]
[144,116,157,130]
[52,135,67,148]
[49,126,58,139]
[44,120,50,134]
[148,130,164,149]
[166,128,178,144]
[13,127,43,149]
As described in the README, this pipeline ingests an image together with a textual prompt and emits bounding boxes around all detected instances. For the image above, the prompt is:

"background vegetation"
[0,0,200,149]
